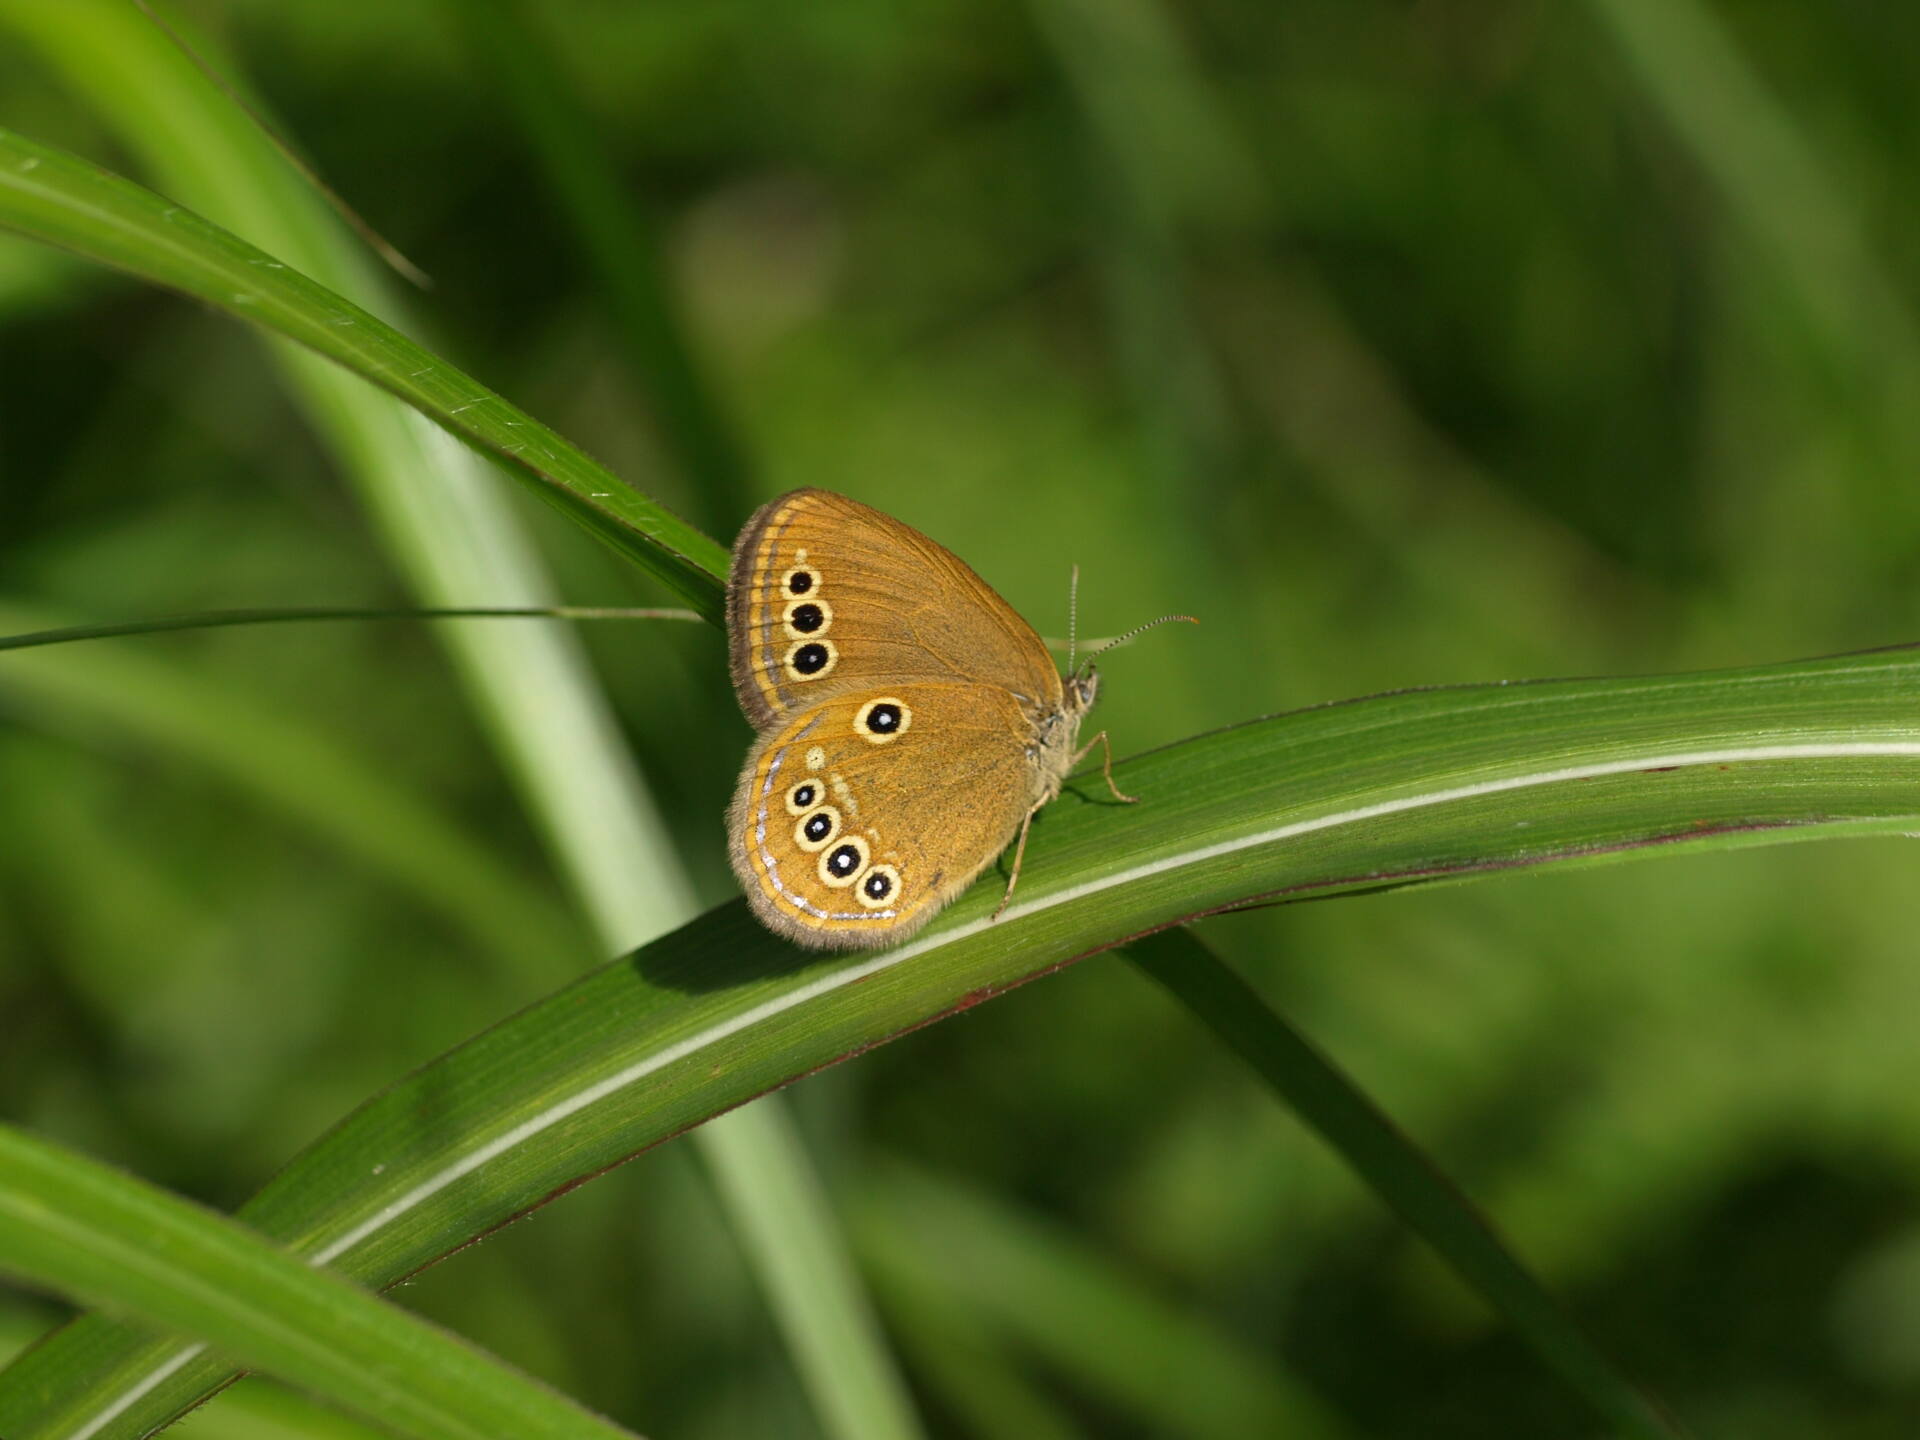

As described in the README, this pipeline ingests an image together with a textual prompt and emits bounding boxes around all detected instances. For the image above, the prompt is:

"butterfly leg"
[992,805,1040,921]
[1074,730,1137,804]
[995,734,1132,922]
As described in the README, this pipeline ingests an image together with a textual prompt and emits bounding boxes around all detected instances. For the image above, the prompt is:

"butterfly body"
[725,489,1100,949]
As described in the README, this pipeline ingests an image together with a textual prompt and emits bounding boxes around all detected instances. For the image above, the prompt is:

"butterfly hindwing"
[726,488,1063,728]
[727,682,1038,948]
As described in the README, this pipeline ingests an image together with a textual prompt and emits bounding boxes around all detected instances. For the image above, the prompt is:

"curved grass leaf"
[2,645,1915,1437]
[0,124,727,621]
[2,7,920,1436]
[0,1125,638,1440]
[4,1307,390,1440]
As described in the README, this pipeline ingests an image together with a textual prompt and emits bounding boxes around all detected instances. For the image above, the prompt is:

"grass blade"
[0,1124,638,1440]
[0,9,923,1439]
[2,645,1914,1436]
[0,608,702,654]
[0,123,726,620]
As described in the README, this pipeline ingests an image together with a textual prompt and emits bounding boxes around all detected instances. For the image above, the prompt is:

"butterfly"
[725,488,1182,950]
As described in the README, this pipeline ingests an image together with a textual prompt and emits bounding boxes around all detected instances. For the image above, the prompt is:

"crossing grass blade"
[0,124,727,621]
[1128,928,1686,1440]
[0,7,920,1438]
[0,1125,640,1440]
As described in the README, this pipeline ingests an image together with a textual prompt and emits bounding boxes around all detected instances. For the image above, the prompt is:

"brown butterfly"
[725,489,1184,949]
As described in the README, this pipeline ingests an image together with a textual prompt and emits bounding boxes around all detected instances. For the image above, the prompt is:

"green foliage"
[3,0,1920,1436]
[0,1124,640,1440]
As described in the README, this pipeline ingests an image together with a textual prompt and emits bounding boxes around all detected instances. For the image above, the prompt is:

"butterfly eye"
[782,567,817,596]
[856,863,901,910]
[793,805,842,852]
[784,781,821,816]
[785,639,837,680]
[818,836,870,888]
[782,598,831,638]
[853,697,911,744]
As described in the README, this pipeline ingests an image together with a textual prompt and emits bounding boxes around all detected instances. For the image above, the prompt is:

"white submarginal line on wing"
[756,747,825,918]
[757,504,806,713]
[753,715,883,922]
[82,740,1917,1434]
[759,533,781,699]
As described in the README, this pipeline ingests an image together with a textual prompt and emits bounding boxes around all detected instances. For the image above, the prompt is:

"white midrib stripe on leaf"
[73,739,1920,1440]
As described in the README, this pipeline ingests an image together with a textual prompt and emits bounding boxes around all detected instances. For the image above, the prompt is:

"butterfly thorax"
[1026,666,1099,806]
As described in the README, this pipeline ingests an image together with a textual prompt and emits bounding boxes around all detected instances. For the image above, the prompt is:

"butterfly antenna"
[1066,563,1081,676]
[1080,613,1200,669]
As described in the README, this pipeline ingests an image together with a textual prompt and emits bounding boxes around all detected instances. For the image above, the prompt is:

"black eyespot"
[788,602,824,633]
[826,844,861,877]
[791,783,817,809]
[788,570,814,595]
[793,643,829,675]
[865,703,901,734]
[863,871,892,900]
[803,812,833,842]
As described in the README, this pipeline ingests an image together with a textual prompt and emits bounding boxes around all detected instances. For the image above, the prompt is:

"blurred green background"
[4,0,1920,1435]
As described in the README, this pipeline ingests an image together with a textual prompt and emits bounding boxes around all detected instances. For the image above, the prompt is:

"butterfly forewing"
[727,682,1035,947]
[727,489,1063,727]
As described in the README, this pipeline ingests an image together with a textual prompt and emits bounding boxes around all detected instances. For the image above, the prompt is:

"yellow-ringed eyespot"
[818,835,870,888]
[784,780,823,816]
[853,696,910,743]
[855,863,901,910]
[781,566,818,598]
[794,805,842,852]
[784,638,837,681]
[782,597,832,639]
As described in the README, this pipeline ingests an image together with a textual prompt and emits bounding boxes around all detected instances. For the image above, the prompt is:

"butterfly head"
[1066,663,1100,716]
[1061,560,1192,716]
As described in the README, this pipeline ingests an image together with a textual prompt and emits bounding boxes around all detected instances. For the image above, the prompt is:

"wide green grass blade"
[0,1125,637,1440]
[0,123,726,621]
[3,645,1915,1437]
[1127,928,1682,1440]
[0,9,921,1440]
[0,0,697,959]
[1,1314,390,1440]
